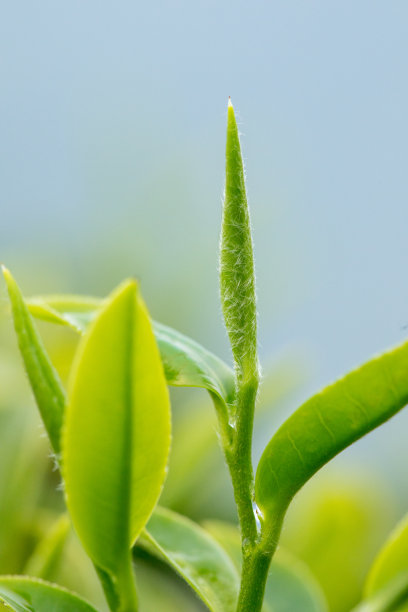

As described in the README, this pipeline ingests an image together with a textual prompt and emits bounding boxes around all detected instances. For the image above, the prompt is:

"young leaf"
[256,341,408,528]
[364,512,408,607]
[63,280,171,574]
[220,99,258,384]
[137,507,239,612]
[27,294,236,406]
[2,268,65,455]
[0,577,99,612]
[204,520,328,612]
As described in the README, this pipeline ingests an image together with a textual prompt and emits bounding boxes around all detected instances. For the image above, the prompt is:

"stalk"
[224,380,259,551]
[219,98,282,612]
[236,548,271,612]
[236,513,284,612]
[116,556,139,612]
[95,557,138,612]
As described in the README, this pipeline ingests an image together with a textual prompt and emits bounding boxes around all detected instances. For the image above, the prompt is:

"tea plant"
[2,99,408,611]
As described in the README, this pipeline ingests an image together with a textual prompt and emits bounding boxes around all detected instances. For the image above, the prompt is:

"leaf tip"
[1,266,15,296]
[113,278,139,303]
[1,264,10,280]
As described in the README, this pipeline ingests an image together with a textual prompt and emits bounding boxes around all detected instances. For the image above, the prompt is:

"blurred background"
[1,2,408,610]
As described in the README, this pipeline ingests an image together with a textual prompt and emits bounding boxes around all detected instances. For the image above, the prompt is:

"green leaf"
[26,295,236,408]
[363,512,408,610]
[138,507,239,612]
[0,577,99,612]
[153,320,235,406]
[203,520,327,612]
[256,341,408,528]
[63,280,171,575]
[2,268,65,455]
[219,98,258,384]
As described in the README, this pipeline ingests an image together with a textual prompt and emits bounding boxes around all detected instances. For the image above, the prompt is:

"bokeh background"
[1,2,408,611]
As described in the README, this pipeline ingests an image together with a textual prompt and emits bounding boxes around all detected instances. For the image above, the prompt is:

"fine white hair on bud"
[220,99,259,387]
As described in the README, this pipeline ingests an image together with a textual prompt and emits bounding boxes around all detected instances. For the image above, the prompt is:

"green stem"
[237,548,272,612]
[236,513,284,612]
[116,556,139,612]
[225,379,259,550]
[96,557,138,612]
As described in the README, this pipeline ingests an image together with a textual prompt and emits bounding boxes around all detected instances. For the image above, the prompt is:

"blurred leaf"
[352,573,408,612]
[138,507,239,612]
[280,472,394,612]
[27,295,236,408]
[363,512,408,611]
[63,280,170,575]
[256,342,408,524]
[0,409,51,575]
[203,520,327,612]
[23,514,70,581]
[0,577,99,612]
[2,269,65,455]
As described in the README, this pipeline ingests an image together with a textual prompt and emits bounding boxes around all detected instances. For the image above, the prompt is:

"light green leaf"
[23,514,70,581]
[362,512,408,611]
[2,268,65,455]
[63,280,171,575]
[138,507,239,612]
[27,295,236,408]
[219,98,258,384]
[0,577,99,612]
[204,520,328,612]
[256,341,408,528]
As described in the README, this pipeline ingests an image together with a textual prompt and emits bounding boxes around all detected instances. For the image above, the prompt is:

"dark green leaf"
[138,507,239,612]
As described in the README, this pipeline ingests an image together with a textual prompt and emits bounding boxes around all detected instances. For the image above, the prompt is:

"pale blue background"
[2,2,408,497]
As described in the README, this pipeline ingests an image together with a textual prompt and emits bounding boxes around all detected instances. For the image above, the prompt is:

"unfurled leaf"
[0,577,99,612]
[2,268,65,455]
[63,280,171,576]
[256,342,408,527]
[362,512,408,611]
[204,520,327,612]
[27,295,236,408]
[138,507,239,612]
[219,98,258,384]
[153,320,235,406]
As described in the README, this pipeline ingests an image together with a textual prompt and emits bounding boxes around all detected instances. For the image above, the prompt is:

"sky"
[2,1,408,490]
